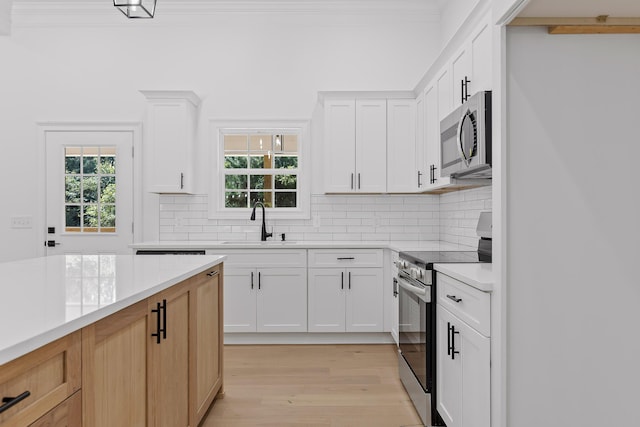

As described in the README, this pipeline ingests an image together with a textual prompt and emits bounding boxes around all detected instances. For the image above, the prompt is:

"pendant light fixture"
[114,0,157,19]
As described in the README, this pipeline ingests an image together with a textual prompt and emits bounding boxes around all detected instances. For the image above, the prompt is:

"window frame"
[209,119,310,219]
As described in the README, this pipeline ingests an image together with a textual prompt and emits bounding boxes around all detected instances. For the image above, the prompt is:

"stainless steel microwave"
[440,91,492,179]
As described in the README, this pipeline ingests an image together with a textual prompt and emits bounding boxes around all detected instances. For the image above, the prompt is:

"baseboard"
[224,332,396,345]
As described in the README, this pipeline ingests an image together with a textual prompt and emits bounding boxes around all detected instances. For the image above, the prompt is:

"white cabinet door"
[387,99,417,193]
[437,305,490,427]
[346,268,384,332]
[452,48,472,109]
[324,100,356,193]
[470,17,492,95]
[308,268,347,332]
[141,91,199,194]
[437,67,452,121]
[355,99,387,193]
[257,268,307,332]
[223,267,257,333]
[415,93,426,191]
[437,306,462,427]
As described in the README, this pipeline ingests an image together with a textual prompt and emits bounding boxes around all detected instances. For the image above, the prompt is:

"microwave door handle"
[456,110,468,165]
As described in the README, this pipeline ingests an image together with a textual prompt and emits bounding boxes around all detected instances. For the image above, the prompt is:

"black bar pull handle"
[151,301,162,344]
[341,271,344,290]
[447,322,452,356]
[207,270,219,277]
[180,172,184,189]
[451,325,460,360]
[447,295,462,303]
[161,299,167,340]
[337,257,355,260]
[393,278,398,297]
[464,76,471,101]
[461,79,465,104]
[358,173,361,189]
[417,171,423,187]
[351,173,354,190]
[258,271,261,290]
[348,271,351,290]
[251,271,254,289]
[0,391,31,414]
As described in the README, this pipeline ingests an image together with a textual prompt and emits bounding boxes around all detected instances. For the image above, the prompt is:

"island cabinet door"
[189,265,224,427]
[148,281,190,427]
[82,300,150,427]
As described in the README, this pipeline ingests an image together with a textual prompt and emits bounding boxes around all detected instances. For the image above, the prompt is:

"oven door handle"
[398,277,427,299]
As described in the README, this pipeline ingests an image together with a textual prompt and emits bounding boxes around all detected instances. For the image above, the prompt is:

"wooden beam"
[509,17,640,26]
[548,25,640,34]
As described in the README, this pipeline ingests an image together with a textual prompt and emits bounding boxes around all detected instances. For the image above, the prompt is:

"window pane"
[250,155,265,169]
[66,205,81,229]
[65,148,81,174]
[280,135,298,153]
[225,191,248,208]
[100,205,116,230]
[100,177,116,203]
[225,175,247,190]
[225,156,247,169]
[83,177,98,202]
[249,135,272,153]
[275,192,297,208]
[274,156,298,169]
[275,175,297,190]
[250,192,272,208]
[65,176,81,203]
[250,174,272,190]
[224,134,248,153]
[100,150,116,174]
[83,205,98,231]
[83,149,98,174]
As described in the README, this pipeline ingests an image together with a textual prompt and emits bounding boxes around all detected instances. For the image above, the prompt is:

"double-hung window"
[210,121,309,219]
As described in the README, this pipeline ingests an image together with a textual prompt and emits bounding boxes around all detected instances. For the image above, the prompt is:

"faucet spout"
[250,202,273,241]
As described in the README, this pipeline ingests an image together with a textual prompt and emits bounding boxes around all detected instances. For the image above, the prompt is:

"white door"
[45,130,134,255]
[257,267,307,332]
[223,267,257,333]
[345,268,384,332]
[308,268,346,332]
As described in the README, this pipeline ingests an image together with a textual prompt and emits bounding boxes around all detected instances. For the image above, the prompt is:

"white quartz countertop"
[132,240,475,252]
[434,263,494,292]
[0,254,225,365]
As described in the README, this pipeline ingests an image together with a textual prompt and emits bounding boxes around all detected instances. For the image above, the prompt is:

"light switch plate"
[11,216,33,229]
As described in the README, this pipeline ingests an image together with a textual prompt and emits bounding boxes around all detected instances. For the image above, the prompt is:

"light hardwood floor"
[201,344,423,427]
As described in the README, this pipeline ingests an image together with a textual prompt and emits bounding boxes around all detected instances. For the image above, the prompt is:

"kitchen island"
[0,254,225,426]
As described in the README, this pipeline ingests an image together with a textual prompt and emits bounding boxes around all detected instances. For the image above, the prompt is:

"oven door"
[398,273,432,393]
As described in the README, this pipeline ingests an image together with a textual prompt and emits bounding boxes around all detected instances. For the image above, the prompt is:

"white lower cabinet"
[308,249,384,333]
[436,273,490,427]
[308,268,383,332]
[220,250,307,333]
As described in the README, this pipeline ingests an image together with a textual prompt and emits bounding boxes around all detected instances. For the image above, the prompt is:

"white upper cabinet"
[324,100,357,193]
[424,83,450,189]
[141,90,200,194]
[387,99,418,192]
[324,99,386,193]
[355,100,387,193]
[470,15,492,96]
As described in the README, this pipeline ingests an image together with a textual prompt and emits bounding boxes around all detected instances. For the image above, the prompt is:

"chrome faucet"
[250,202,272,241]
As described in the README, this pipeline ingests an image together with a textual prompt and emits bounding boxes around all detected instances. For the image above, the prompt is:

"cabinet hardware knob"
[351,173,354,190]
[446,294,462,303]
[180,172,184,189]
[0,391,31,414]
[151,301,162,344]
[447,322,452,356]
[207,270,219,277]
[418,171,423,187]
[451,325,460,360]
[341,271,344,290]
[251,271,254,290]
[348,271,351,290]
[337,257,355,260]
[258,271,261,290]
[358,173,361,189]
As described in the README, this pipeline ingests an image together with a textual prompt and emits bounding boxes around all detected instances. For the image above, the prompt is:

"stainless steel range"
[397,212,492,426]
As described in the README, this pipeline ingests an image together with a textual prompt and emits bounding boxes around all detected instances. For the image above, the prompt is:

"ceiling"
[518,0,640,18]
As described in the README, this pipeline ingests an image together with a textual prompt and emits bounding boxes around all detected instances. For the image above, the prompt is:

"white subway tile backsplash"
[155,189,490,244]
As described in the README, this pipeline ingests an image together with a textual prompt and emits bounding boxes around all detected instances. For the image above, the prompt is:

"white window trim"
[208,119,311,220]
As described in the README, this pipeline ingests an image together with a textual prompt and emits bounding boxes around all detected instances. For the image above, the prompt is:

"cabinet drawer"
[208,250,306,268]
[308,249,383,268]
[437,272,490,337]
[0,332,81,427]
[29,391,81,427]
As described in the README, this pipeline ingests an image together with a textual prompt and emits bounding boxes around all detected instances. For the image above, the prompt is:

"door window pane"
[64,146,117,233]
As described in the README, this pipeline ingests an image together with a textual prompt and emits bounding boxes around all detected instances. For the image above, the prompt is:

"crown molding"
[12,0,441,27]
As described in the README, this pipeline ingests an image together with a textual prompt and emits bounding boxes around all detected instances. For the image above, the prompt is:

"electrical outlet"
[11,216,33,229]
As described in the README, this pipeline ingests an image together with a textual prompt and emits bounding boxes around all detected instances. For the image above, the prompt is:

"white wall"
[0,8,440,261]
[506,27,640,427]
